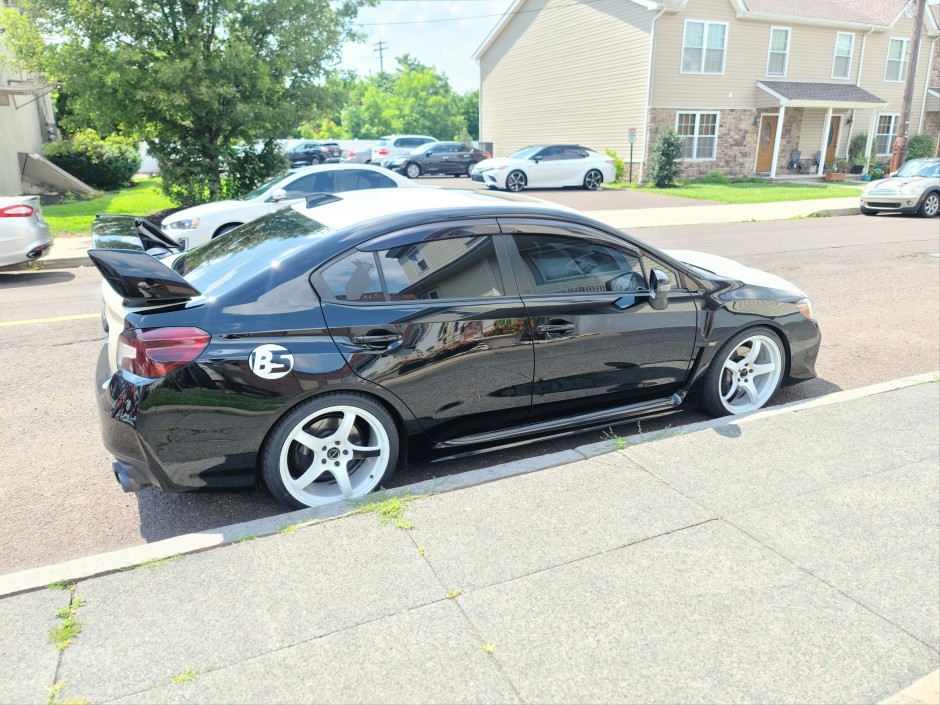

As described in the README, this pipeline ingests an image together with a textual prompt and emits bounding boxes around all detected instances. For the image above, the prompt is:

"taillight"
[377,148,388,156]
[348,151,356,158]
[320,146,330,152]
[0,204,35,217]
[482,152,491,159]
[118,327,210,378]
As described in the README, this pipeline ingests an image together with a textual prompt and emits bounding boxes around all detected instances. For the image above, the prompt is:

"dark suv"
[286,141,343,166]
[386,141,491,178]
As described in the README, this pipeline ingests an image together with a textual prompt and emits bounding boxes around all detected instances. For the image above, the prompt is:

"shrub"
[42,129,141,190]
[605,148,626,182]
[702,170,730,185]
[647,126,684,187]
[906,133,937,160]
[848,133,877,167]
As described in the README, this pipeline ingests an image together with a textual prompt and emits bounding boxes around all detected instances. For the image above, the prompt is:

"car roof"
[290,187,578,232]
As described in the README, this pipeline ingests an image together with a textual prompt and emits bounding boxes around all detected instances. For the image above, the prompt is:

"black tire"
[465,162,474,176]
[918,192,940,218]
[261,392,400,510]
[583,169,603,191]
[310,155,322,165]
[405,162,421,179]
[505,170,526,192]
[860,206,877,216]
[213,224,241,239]
[701,326,786,418]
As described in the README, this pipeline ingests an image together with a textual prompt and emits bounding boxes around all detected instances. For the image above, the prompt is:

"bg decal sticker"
[249,344,295,380]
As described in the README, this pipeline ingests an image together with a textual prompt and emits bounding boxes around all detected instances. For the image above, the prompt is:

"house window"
[766,27,790,77]
[884,38,909,82]
[406,247,428,271]
[875,114,898,155]
[676,112,719,160]
[681,21,727,75]
[831,32,854,79]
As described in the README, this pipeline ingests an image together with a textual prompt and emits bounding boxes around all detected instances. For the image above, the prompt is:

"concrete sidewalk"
[1,376,937,704]
[34,196,860,270]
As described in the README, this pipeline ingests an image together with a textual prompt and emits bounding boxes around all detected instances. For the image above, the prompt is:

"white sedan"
[162,164,417,250]
[471,145,616,192]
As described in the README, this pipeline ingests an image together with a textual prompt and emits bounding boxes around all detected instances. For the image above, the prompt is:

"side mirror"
[532,156,542,163]
[426,151,433,157]
[270,188,287,202]
[648,269,671,310]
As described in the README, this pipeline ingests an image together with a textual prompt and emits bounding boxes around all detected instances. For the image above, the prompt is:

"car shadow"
[0,270,76,288]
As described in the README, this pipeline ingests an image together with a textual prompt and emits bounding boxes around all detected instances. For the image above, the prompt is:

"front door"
[756,115,778,173]
[825,116,841,166]
[500,220,699,419]
[315,222,534,443]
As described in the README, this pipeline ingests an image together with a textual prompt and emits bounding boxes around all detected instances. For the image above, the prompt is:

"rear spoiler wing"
[88,214,200,305]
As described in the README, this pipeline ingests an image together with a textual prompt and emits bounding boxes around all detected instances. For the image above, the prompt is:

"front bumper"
[860,192,930,213]
[785,317,821,381]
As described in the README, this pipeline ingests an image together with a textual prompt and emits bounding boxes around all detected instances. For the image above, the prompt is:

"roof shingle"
[759,81,886,103]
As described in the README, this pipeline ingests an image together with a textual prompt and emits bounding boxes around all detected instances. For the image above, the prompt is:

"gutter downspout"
[917,37,938,133]
[640,7,667,185]
[856,27,875,88]
[854,26,877,161]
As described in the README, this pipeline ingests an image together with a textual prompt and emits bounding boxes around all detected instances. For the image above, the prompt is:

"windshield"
[508,146,542,160]
[895,160,940,178]
[237,171,294,201]
[175,209,334,295]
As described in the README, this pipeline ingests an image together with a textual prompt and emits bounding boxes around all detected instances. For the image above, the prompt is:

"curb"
[11,256,91,271]
[0,371,935,598]
[880,669,940,705]
[807,206,859,218]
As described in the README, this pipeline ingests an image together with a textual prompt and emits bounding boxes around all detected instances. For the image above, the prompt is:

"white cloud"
[338,0,514,93]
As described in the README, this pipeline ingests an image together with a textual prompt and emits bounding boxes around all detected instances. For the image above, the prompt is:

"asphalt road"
[0,214,937,575]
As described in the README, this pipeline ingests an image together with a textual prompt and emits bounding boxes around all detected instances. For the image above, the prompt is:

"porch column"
[863,111,878,175]
[817,107,833,176]
[769,105,785,179]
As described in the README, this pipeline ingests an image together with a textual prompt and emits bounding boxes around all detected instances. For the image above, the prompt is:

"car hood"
[864,176,936,192]
[163,199,259,224]
[666,250,805,296]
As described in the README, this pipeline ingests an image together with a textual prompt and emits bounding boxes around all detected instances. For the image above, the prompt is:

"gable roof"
[741,0,908,26]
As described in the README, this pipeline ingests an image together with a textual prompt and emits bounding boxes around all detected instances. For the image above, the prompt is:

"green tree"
[648,126,684,187]
[4,0,372,205]
[341,55,467,140]
[461,90,479,141]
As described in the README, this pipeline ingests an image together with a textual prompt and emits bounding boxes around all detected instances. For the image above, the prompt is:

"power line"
[358,0,609,27]
[373,40,389,72]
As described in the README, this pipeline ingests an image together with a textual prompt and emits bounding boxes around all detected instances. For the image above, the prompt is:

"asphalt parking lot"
[0,213,937,575]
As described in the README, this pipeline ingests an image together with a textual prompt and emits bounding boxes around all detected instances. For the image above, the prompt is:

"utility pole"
[373,40,388,74]
[891,0,927,171]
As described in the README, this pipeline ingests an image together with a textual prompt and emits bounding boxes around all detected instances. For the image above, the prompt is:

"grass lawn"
[43,177,175,237]
[603,177,863,204]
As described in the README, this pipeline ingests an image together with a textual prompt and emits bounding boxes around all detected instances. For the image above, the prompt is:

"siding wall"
[0,61,48,196]
[479,0,654,162]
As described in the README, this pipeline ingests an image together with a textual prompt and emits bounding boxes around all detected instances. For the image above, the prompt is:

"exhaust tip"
[26,245,50,260]
[112,461,150,493]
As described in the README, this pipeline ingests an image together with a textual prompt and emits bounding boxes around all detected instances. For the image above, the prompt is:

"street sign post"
[628,128,636,183]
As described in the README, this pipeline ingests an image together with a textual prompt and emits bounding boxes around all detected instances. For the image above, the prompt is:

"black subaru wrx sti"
[90,188,820,509]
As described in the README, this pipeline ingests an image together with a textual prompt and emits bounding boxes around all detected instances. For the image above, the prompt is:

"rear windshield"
[376,138,389,147]
[174,209,334,296]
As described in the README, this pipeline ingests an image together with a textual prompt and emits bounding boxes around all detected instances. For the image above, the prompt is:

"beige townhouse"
[474,0,940,181]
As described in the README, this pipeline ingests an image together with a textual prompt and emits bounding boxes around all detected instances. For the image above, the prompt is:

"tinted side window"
[284,172,334,196]
[641,254,681,289]
[564,148,589,159]
[339,170,397,191]
[537,146,565,161]
[379,236,505,301]
[511,234,643,295]
[320,251,383,302]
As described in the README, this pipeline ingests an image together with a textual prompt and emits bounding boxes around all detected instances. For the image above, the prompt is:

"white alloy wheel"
[920,192,939,218]
[705,331,784,415]
[275,404,392,507]
[505,170,526,192]
[406,163,421,179]
[583,169,602,190]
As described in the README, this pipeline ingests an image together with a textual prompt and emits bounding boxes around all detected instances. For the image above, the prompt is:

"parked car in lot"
[161,164,417,249]
[860,157,940,217]
[89,188,820,509]
[285,141,343,166]
[0,196,52,270]
[472,145,616,192]
[371,134,436,165]
[340,147,374,164]
[386,141,491,178]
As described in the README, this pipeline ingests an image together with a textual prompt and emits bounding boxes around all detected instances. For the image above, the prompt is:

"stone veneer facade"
[922,111,940,156]
[645,108,764,180]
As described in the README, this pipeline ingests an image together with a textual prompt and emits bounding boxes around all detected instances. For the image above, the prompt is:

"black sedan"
[385,141,490,178]
[89,189,820,509]
[285,141,342,166]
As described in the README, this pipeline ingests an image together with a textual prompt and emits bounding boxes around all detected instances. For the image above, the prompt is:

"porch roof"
[928,86,940,106]
[757,81,888,109]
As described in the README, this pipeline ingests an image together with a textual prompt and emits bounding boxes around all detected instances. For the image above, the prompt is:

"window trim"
[831,31,855,80]
[875,114,899,156]
[675,111,721,161]
[765,26,791,78]
[884,37,909,83]
[680,20,728,76]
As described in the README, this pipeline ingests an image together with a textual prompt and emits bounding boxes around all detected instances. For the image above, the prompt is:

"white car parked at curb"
[161,164,417,250]
[471,145,616,192]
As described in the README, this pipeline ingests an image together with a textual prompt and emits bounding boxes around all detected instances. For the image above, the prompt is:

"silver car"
[861,158,940,217]
[371,135,436,166]
[0,195,53,269]
[339,144,376,164]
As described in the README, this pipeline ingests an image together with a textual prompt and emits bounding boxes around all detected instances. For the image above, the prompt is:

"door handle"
[351,332,402,347]
[536,322,575,335]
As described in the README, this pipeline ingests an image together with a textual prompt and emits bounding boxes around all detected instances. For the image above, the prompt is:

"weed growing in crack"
[171,669,199,685]
[49,590,84,650]
[351,492,426,529]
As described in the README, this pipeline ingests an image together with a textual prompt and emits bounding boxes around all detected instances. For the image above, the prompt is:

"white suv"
[372,135,436,166]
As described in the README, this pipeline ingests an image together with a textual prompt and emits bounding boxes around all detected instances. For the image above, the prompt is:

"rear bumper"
[0,220,53,269]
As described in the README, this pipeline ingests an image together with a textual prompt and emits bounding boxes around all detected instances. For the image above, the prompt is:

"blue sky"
[339,0,515,93]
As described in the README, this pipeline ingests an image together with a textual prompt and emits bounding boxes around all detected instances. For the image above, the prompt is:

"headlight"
[165,218,200,230]
[900,183,925,195]
[796,297,813,319]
